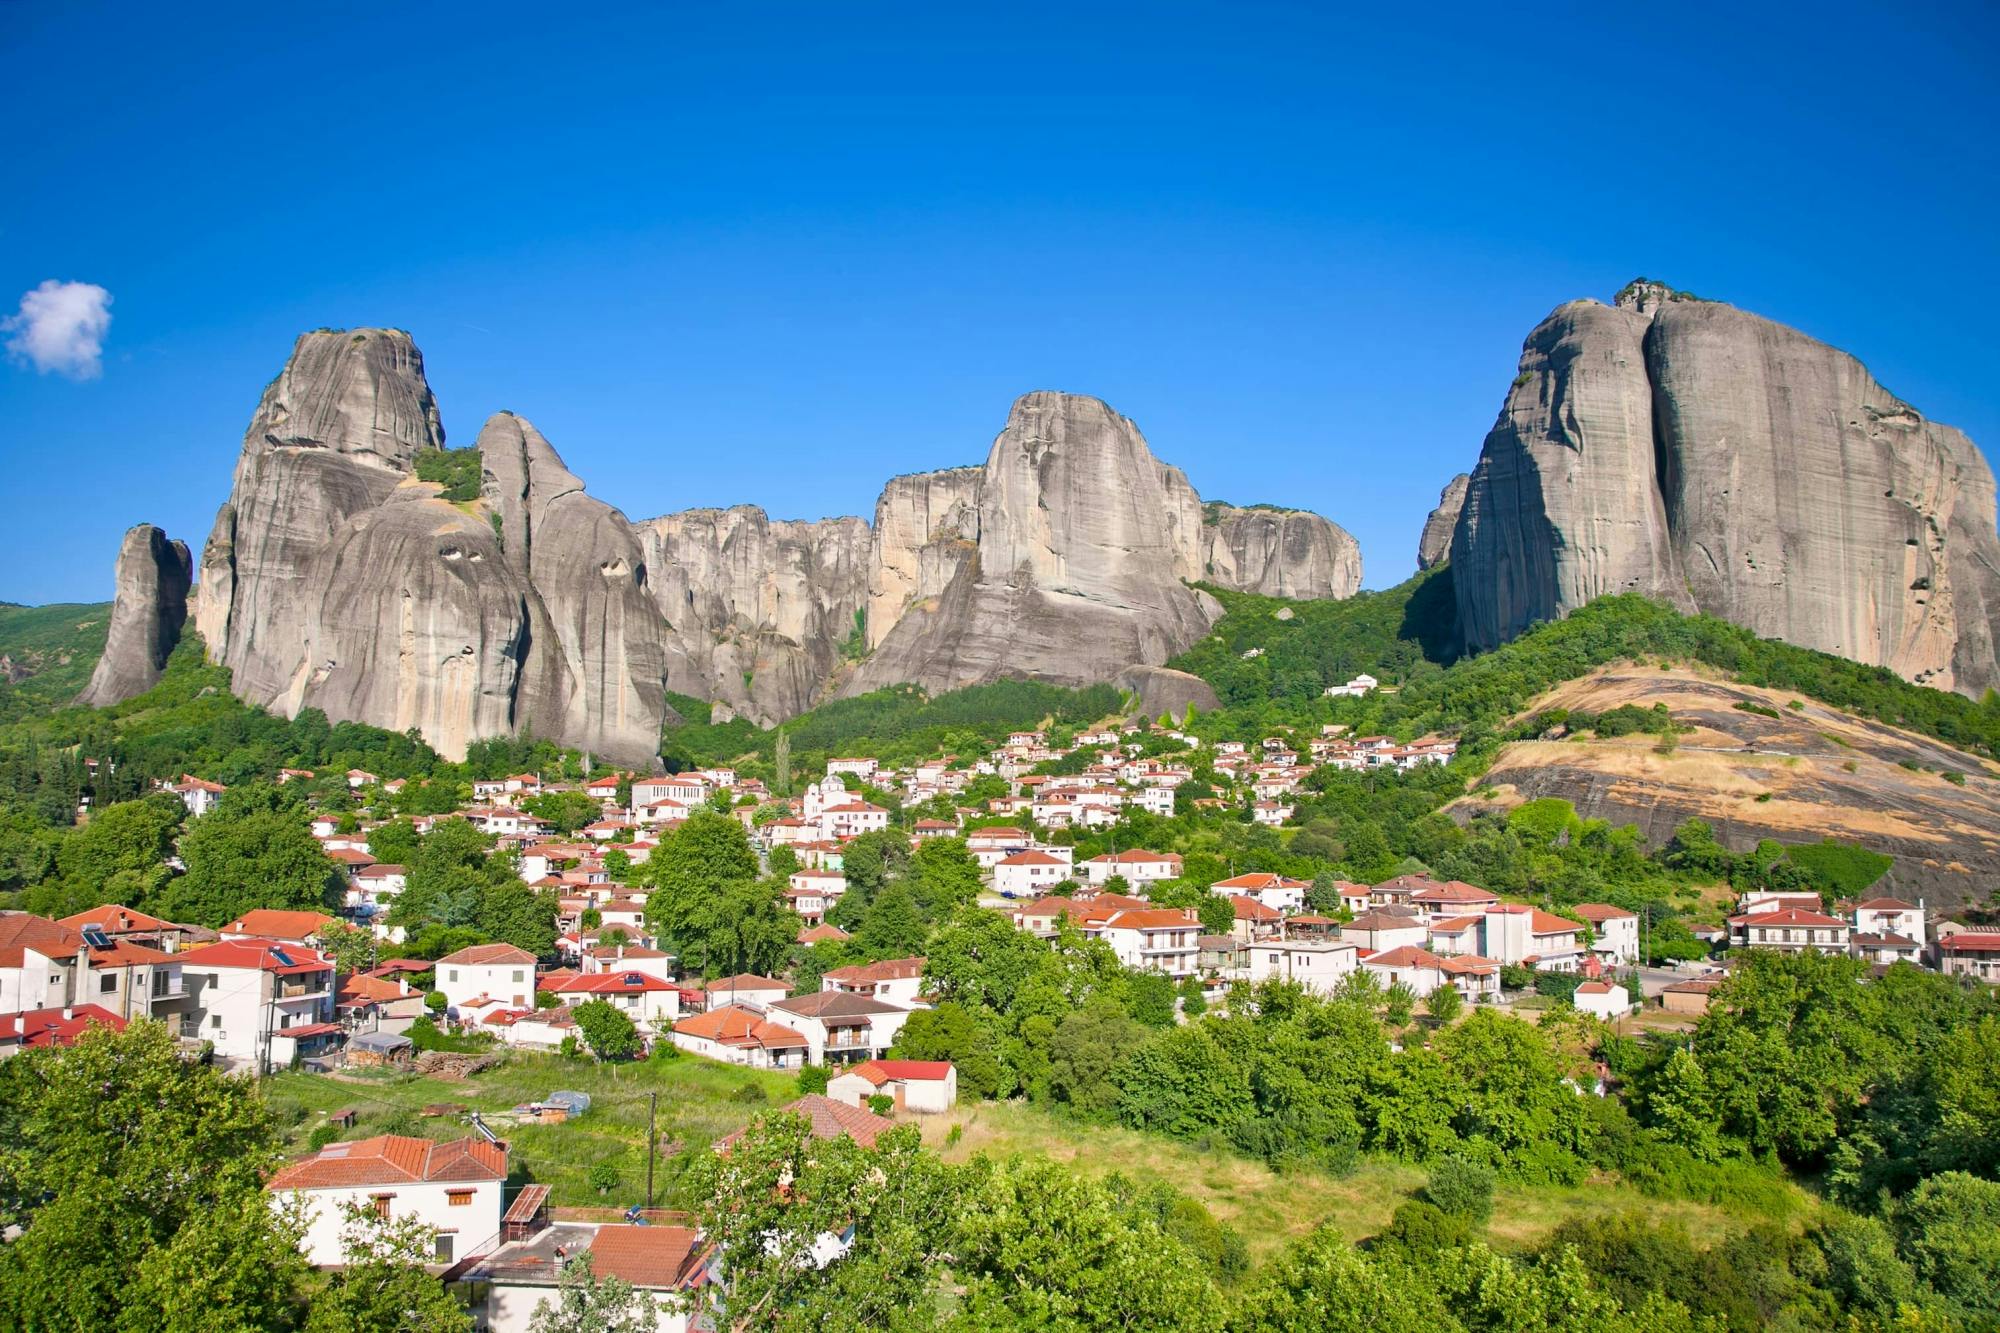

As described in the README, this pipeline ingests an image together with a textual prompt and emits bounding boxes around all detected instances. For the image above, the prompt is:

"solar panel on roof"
[269,946,295,967]
[624,973,643,985]
[81,924,111,949]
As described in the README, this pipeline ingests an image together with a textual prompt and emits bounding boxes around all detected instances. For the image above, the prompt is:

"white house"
[1573,978,1634,1021]
[178,939,339,1072]
[827,1059,958,1114]
[1727,908,1852,955]
[1095,909,1201,979]
[472,1221,711,1333]
[670,1003,809,1069]
[435,943,539,1013]
[1210,873,1309,914]
[993,850,1072,897]
[1850,897,1926,947]
[1480,905,1587,971]
[825,757,880,781]
[1244,938,1358,996]
[766,991,913,1065]
[822,956,927,1007]
[267,1134,507,1268]
[1077,850,1184,887]
[540,970,681,1028]
[702,974,789,1010]
[1572,904,1641,965]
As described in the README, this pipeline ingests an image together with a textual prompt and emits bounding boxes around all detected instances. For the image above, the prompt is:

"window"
[445,969,457,983]
[210,1015,222,1029]
[446,1190,473,1207]
[100,973,118,993]
[434,1234,454,1263]
[512,970,525,983]
[371,1195,392,1220]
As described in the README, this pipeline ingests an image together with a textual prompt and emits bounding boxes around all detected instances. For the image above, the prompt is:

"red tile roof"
[57,904,177,934]
[586,1224,708,1289]
[1571,903,1638,923]
[1729,908,1847,928]
[672,1004,807,1050]
[1212,872,1309,892]
[845,1059,953,1085]
[178,939,332,975]
[771,1094,895,1147]
[0,913,85,966]
[1363,945,1448,969]
[221,909,336,941]
[0,1004,127,1048]
[266,1135,507,1190]
[1941,933,2000,953]
[823,956,925,985]
[436,943,539,966]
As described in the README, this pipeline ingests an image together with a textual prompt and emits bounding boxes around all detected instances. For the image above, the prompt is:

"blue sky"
[4,1,1997,604]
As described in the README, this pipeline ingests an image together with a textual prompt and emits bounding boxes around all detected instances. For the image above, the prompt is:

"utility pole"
[645,1091,658,1211]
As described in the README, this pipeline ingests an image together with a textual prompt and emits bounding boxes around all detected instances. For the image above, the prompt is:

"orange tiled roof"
[266,1135,506,1191]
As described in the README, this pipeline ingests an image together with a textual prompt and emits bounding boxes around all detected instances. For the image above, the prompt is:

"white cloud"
[4,280,114,379]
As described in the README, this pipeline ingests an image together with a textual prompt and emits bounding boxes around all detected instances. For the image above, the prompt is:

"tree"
[157,810,343,926]
[1421,1157,1495,1223]
[33,793,180,915]
[682,1113,959,1331]
[571,1000,640,1060]
[1047,999,1144,1116]
[305,1203,472,1332]
[1234,1224,1445,1332]
[644,812,759,960]
[1424,980,1463,1026]
[1123,969,1178,1028]
[908,836,982,919]
[951,1155,1228,1331]
[893,1001,1005,1098]
[476,879,559,956]
[1186,893,1231,938]
[1893,1172,2000,1322]
[523,791,602,835]
[0,1020,307,1330]
[1382,980,1417,1028]
[526,1251,658,1333]
[856,881,928,958]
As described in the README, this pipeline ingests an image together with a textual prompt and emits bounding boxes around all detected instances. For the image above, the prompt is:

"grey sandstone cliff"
[183,331,666,762]
[1451,283,2000,697]
[631,506,871,727]
[1417,474,1468,570]
[105,334,1361,751]
[844,392,1224,698]
[78,524,192,706]
[1201,504,1362,599]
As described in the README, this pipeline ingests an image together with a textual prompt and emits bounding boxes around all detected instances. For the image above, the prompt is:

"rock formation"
[96,332,1361,752]
[631,506,871,726]
[646,395,1362,721]
[1201,504,1362,599]
[77,524,192,706]
[182,330,666,763]
[478,413,672,758]
[1417,474,1468,570]
[843,392,1225,698]
[1451,282,2000,697]
[1114,665,1220,724]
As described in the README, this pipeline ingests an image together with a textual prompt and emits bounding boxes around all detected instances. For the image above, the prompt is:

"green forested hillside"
[0,600,111,721]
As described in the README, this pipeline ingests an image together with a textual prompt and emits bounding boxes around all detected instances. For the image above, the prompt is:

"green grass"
[916,1097,1812,1264]
[264,1049,799,1210]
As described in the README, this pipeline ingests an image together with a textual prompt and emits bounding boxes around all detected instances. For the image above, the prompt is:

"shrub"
[1377,1200,1472,1257]
[308,1124,339,1151]
[731,1083,766,1104]
[796,1066,830,1095]
[413,446,483,502]
[867,1094,894,1117]
[587,1160,621,1195]
[423,991,447,1014]
[1422,1157,1496,1223]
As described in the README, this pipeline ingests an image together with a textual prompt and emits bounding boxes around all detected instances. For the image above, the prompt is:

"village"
[3,706,1997,1330]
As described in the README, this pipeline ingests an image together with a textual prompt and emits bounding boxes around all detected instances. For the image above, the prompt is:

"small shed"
[347,1030,414,1068]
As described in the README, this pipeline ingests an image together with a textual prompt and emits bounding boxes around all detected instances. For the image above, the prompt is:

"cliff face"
[194,330,440,705]
[478,412,671,758]
[1417,474,1468,570]
[630,506,872,726]
[77,524,192,706]
[1201,504,1362,599]
[845,392,1225,698]
[178,331,666,763]
[1451,284,2000,696]
[99,334,1361,752]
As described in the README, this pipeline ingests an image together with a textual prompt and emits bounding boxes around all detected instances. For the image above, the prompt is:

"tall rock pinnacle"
[1450,283,2000,696]
[77,524,192,707]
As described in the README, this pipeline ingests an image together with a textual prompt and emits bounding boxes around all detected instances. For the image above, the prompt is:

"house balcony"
[275,981,330,1002]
